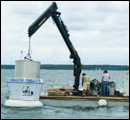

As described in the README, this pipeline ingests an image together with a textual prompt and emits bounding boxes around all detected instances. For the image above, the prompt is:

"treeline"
[1,64,129,70]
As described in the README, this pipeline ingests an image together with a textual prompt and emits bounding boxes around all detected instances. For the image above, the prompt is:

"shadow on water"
[45,105,109,111]
[69,106,118,112]
[71,106,99,111]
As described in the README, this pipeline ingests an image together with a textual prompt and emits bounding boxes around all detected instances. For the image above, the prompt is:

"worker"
[102,69,110,96]
[82,73,90,96]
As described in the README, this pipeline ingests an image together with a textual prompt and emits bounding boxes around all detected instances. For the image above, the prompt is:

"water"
[1,69,129,119]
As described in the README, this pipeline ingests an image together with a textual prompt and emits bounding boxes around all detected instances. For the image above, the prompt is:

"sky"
[1,1,129,65]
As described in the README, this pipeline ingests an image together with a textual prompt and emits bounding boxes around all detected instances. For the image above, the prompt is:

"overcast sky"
[1,1,129,65]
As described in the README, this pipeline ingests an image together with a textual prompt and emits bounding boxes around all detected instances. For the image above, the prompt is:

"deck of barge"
[40,95,129,102]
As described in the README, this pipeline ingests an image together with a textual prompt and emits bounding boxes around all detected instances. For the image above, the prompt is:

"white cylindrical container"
[123,72,129,97]
[5,60,43,107]
[6,78,43,101]
[15,60,40,79]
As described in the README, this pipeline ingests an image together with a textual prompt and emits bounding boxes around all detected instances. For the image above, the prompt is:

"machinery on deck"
[28,2,82,91]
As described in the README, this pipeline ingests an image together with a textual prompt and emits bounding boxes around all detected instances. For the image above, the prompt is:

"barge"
[40,87,129,107]
[40,95,129,108]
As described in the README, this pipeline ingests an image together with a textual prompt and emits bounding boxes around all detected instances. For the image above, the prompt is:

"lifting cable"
[24,37,32,61]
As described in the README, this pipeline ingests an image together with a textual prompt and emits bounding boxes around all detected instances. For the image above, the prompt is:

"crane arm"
[28,2,58,37]
[28,2,82,91]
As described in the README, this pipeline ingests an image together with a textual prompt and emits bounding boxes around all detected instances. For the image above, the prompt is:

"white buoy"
[98,99,108,107]
[4,60,43,107]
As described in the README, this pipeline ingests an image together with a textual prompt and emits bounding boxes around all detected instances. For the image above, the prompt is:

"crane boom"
[28,2,82,91]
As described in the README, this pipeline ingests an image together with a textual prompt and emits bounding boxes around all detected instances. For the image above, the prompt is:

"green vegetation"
[1,64,129,70]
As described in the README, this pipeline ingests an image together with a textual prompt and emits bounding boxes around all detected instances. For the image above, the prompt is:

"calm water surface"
[1,69,129,119]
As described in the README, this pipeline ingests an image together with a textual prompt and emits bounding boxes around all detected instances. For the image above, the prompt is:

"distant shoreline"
[1,65,129,70]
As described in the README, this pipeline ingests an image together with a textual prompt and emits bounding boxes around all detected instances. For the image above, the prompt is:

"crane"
[28,2,82,91]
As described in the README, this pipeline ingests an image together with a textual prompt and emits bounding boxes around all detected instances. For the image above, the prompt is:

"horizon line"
[1,64,129,66]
